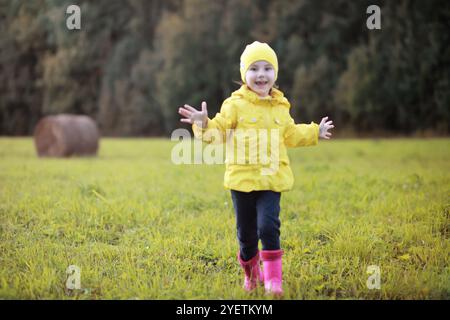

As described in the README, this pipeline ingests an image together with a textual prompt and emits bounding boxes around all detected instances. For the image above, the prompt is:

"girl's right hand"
[179,101,208,128]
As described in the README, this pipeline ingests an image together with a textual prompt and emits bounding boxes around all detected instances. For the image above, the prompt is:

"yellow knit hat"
[240,41,279,84]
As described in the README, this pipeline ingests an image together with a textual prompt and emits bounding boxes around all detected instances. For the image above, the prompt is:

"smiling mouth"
[255,80,268,86]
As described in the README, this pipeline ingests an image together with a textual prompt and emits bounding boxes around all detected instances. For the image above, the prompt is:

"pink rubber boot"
[237,251,264,291]
[260,249,284,295]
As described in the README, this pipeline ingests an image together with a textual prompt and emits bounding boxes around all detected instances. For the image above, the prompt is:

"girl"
[178,41,334,295]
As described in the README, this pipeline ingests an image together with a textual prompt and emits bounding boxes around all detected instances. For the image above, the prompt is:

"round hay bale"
[34,114,100,157]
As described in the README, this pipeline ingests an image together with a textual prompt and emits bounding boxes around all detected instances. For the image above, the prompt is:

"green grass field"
[0,137,449,299]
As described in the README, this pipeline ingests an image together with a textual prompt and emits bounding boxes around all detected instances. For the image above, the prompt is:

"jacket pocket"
[237,115,263,129]
[271,116,289,137]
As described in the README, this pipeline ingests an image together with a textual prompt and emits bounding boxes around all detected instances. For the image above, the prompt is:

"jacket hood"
[231,85,290,108]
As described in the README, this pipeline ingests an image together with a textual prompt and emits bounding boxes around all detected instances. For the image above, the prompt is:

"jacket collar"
[231,85,290,108]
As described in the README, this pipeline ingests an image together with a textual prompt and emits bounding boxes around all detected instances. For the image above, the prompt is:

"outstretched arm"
[284,116,335,147]
[178,100,236,144]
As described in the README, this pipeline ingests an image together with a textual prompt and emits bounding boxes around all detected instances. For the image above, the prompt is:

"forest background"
[0,0,449,137]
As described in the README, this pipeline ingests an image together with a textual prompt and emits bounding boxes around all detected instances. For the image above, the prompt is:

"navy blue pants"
[231,190,281,261]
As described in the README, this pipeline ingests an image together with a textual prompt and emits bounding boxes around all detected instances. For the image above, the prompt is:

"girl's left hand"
[319,116,334,139]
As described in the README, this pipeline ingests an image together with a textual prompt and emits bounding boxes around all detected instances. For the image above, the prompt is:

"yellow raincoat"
[192,85,319,192]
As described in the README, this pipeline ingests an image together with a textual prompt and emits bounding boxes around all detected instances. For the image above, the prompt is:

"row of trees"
[0,0,448,136]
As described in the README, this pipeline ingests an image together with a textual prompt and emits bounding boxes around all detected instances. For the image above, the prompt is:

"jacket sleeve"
[284,116,320,148]
[192,99,237,144]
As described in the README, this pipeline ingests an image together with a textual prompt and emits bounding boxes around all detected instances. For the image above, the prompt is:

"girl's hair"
[233,80,279,89]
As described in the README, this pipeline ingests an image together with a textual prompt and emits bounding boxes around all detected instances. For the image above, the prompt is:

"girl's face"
[245,60,275,97]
